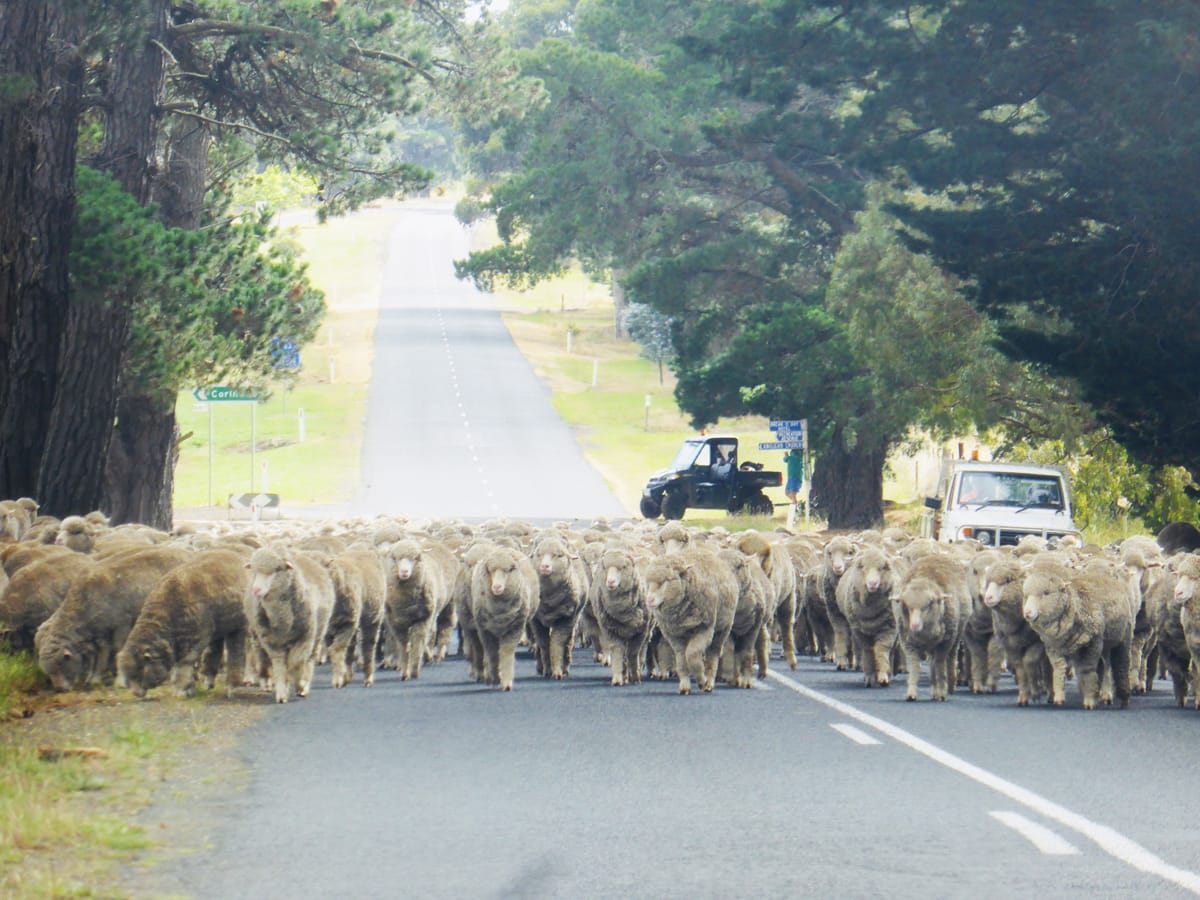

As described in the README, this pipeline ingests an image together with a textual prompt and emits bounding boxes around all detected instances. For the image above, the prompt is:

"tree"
[621,303,673,384]
[852,2,1200,481]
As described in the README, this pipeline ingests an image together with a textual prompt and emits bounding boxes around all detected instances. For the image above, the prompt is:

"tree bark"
[38,0,168,519]
[102,117,211,527]
[611,271,627,339]
[0,3,83,499]
[809,427,888,530]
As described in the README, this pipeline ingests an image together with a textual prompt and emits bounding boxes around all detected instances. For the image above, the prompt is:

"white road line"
[830,722,881,745]
[767,670,1200,895]
[990,811,1080,856]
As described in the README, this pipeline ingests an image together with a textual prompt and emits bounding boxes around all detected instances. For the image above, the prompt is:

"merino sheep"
[1022,563,1136,709]
[529,535,588,679]
[717,548,770,688]
[1172,554,1200,706]
[324,548,387,688]
[55,515,99,553]
[1,541,72,578]
[1119,539,1166,693]
[469,545,539,690]
[0,551,95,653]
[835,544,904,688]
[382,539,460,681]
[244,547,336,703]
[895,552,971,701]
[818,535,857,670]
[981,556,1052,706]
[588,546,651,686]
[643,547,738,695]
[962,549,1004,693]
[118,548,251,698]
[733,531,798,673]
[783,537,827,658]
[36,545,193,691]
[656,521,692,555]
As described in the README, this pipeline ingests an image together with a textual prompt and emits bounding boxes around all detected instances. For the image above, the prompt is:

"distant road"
[354,203,628,522]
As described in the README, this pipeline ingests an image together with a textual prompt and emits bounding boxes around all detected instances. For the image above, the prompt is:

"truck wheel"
[640,496,662,519]
[743,494,775,517]
[662,492,687,520]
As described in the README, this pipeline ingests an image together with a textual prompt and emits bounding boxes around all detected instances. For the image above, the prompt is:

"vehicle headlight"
[975,530,993,546]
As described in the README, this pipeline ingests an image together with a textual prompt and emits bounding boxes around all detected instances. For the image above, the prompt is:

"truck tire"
[743,493,775,517]
[640,496,662,519]
[662,492,687,520]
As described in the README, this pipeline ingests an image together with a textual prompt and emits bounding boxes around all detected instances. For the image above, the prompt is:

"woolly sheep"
[643,547,737,695]
[588,545,651,686]
[36,545,193,691]
[469,545,538,691]
[835,544,904,688]
[244,547,336,703]
[895,552,971,702]
[1119,539,1166,693]
[1171,554,1200,705]
[382,539,460,681]
[717,548,770,688]
[55,515,98,553]
[733,531,798,672]
[981,556,1051,706]
[962,549,1004,694]
[656,521,692,555]
[324,548,387,688]
[529,535,589,679]
[118,548,252,698]
[0,551,95,653]
[1022,562,1136,709]
[818,535,857,670]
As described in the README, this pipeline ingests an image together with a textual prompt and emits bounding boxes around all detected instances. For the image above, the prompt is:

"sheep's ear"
[244,562,252,569]
[285,561,295,570]
[143,650,152,660]
[62,650,72,660]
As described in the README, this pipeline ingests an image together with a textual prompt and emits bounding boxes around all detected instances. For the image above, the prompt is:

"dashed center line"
[830,722,881,745]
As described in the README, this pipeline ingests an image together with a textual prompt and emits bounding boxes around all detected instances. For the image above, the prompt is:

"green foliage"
[0,652,45,719]
[229,165,320,210]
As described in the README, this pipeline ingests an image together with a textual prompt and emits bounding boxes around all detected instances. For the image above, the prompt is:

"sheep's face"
[601,552,636,592]
[825,539,855,577]
[644,563,684,611]
[858,549,892,594]
[899,579,945,634]
[534,540,570,578]
[247,552,294,599]
[1022,573,1067,625]
[485,557,517,597]
[39,639,85,692]
[119,640,173,698]
[1175,570,1199,603]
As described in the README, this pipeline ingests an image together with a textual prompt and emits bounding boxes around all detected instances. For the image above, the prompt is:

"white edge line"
[767,670,1200,896]
[990,810,1080,856]
[830,722,881,746]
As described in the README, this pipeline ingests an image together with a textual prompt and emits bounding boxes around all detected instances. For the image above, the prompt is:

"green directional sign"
[193,385,257,402]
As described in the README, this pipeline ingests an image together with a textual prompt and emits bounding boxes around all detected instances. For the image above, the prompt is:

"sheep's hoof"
[905,693,917,702]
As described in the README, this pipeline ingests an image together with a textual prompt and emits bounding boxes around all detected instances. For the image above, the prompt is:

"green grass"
[0,652,46,719]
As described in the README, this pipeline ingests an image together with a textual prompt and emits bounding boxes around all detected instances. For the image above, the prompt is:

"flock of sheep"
[2,492,1200,709]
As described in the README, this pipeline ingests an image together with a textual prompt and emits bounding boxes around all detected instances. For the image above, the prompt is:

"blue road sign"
[770,419,805,431]
[759,441,805,450]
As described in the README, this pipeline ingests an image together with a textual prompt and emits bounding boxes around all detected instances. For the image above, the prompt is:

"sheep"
[1157,521,1200,555]
[0,541,72,578]
[642,547,738,695]
[835,544,904,688]
[1021,562,1136,709]
[717,548,770,688]
[818,535,858,670]
[1156,555,1196,705]
[529,534,589,679]
[980,556,1052,705]
[323,548,387,688]
[454,540,499,682]
[656,521,692,555]
[382,538,460,681]
[1119,538,1166,693]
[895,552,971,701]
[1172,554,1200,706]
[469,545,539,690]
[732,531,798,672]
[0,551,95,653]
[244,547,336,703]
[962,549,1004,693]
[35,545,193,691]
[587,545,652,686]
[783,537,827,658]
[117,548,252,699]
[0,499,33,541]
[55,515,98,553]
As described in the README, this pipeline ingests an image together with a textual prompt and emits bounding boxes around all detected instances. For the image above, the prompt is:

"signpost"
[762,418,810,529]
[193,386,259,507]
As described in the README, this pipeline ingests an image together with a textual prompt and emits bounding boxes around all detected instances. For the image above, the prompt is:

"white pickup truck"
[924,459,1083,547]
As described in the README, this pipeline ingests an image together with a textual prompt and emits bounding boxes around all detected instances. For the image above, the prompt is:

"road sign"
[773,429,802,440]
[759,441,805,450]
[193,386,257,402]
[770,419,805,431]
[229,493,280,509]
[271,338,301,370]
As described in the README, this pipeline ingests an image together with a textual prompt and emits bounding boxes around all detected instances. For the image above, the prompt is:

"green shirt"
[786,451,804,481]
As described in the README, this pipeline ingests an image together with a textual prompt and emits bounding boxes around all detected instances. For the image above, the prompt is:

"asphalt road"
[147,205,1200,899]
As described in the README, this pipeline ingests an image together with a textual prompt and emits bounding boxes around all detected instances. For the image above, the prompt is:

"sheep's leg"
[831,620,852,671]
[224,631,247,696]
[904,648,922,701]
[497,638,519,691]
[405,624,430,680]
[480,632,500,686]
[985,635,1003,693]
[529,618,551,678]
[1110,642,1131,709]
[872,637,894,688]
[776,595,798,669]
[929,647,951,701]
[628,635,647,684]
[609,641,626,686]
[549,626,570,679]
[329,626,354,688]
[1048,652,1069,706]
[755,624,770,680]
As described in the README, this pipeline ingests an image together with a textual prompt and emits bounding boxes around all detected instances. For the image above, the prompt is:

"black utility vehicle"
[640,435,781,520]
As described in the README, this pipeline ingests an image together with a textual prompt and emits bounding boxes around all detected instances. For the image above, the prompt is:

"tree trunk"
[102,118,211,527]
[611,271,627,338]
[809,427,889,530]
[0,3,83,499]
[39,0,168,519]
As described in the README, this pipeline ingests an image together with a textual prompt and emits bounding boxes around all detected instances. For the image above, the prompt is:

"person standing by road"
[784,448,804,508]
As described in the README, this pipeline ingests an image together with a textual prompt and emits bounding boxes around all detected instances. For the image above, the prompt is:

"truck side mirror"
[924,496,942,511]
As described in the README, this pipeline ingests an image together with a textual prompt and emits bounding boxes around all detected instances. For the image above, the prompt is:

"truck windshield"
[958,472,1064,509]
[669,441,708,471]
